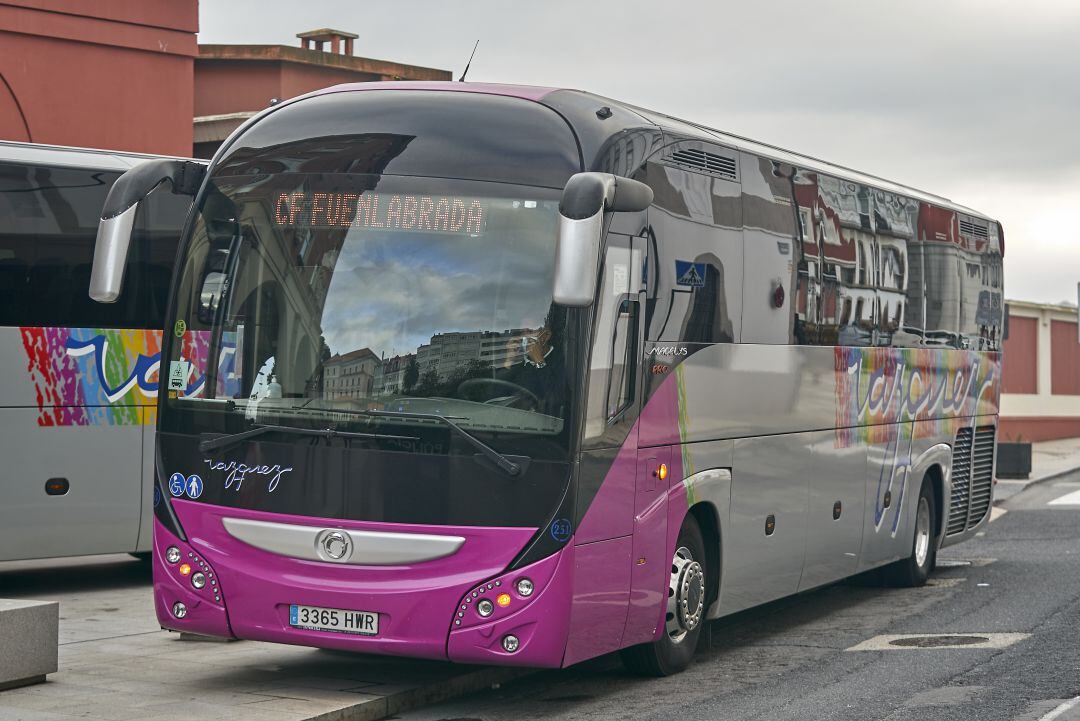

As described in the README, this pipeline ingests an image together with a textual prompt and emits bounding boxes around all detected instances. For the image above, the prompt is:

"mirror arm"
[90,159,206,303]
[553,172,653,308]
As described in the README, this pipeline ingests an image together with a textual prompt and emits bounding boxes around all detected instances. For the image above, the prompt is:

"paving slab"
[0,554,529,721]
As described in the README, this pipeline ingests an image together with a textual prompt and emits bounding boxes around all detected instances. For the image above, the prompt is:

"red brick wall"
[1000,417,1080,443]
[0,1,197,156]
[194,58,383,118]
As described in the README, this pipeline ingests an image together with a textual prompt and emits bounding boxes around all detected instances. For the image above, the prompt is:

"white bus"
[0,141,197,562]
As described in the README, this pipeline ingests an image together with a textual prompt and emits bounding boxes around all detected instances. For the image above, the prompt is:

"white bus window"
[0,162,188,329]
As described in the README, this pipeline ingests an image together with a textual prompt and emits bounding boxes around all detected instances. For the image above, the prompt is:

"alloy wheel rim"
[666,545,705,644]
[914,496,931,567]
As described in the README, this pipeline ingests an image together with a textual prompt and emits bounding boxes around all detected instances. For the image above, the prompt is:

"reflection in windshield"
[169,173,569,444]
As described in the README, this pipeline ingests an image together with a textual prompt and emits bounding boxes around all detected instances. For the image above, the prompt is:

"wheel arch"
[910,443,952,547]
[688,501,721,613]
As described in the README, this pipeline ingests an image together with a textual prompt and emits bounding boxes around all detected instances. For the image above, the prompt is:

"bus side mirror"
[90,159,205,303]
[553,172,652,307]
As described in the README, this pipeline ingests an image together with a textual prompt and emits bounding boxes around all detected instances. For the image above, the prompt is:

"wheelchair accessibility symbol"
[168,473,186,497]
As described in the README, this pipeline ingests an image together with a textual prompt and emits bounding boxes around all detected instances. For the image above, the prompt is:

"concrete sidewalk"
[0,555,526,721]
[995,436,1080,504]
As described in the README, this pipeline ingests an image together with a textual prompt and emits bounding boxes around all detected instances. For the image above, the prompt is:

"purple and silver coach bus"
[89,82,1002,675]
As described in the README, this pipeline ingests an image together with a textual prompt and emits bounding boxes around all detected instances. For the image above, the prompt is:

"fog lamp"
[502,634,520,653]
[172,602,187,619]
[516,578,534,597]
[165,546,181,564]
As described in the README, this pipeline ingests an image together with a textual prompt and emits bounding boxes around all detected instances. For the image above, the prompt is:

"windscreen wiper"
[199,424,418,454]
[298,406,524,477]
[365,409,523,477]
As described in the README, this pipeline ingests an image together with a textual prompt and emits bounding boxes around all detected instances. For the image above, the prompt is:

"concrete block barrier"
[0,599,59,691]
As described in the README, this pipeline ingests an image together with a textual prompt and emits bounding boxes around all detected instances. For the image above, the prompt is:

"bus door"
[566,232,645,664]
[624,444,672,646]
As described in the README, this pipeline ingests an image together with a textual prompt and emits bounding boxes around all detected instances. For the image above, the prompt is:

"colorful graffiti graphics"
[834,347,1000,447]
[19,327,235,427]
[21,328,163,426]
[835,347,1001,534]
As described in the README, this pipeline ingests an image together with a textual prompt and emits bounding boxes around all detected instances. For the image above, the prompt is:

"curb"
[304,665,536,721]
[995,464,1080,504]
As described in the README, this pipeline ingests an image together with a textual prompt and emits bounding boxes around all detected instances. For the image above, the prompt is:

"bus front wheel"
[621,514,706,676]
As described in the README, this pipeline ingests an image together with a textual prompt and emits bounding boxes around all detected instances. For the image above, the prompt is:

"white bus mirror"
[90,159,205,303]
[552,172,652,307]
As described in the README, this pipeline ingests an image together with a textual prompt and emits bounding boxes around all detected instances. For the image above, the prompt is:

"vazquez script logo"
[203,458,294,493]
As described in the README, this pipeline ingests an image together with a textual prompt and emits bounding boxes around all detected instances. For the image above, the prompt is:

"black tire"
[621,514,707,676]
[880,476,937,587]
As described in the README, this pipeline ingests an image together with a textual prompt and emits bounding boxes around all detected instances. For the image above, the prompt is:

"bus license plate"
[289,604,378,636]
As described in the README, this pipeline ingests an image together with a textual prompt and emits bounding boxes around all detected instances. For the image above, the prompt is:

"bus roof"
[313,81,995,224]
[0,140,199,172]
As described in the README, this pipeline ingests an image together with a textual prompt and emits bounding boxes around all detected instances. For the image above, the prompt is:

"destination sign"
[273,192,488,235]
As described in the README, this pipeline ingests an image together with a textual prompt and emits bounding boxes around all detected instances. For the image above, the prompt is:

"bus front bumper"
[154,501,572,667]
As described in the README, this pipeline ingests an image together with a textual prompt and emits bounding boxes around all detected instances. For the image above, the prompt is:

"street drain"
[846,633,1029,651]
[889,635,989,648]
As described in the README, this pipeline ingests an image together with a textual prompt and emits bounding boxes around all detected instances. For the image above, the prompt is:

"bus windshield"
[163,171,573,461]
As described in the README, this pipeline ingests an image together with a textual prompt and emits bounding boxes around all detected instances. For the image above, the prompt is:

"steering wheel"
[457,377,541,409]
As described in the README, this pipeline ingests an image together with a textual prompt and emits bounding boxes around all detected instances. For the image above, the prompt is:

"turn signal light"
[657,463,669,481]
[178,563,192,576]
[496,593,512,608]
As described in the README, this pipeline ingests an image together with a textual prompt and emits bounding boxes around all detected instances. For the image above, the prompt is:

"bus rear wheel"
[621,514,706,676]
[881,476,937,587]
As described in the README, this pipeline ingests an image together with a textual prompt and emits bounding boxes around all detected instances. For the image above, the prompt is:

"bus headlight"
[165,546,181,564]
[516,578,534,597]
[477,599,494,617]
[191,572,206,589]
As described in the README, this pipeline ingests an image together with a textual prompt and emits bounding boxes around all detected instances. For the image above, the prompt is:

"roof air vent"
[666,146,738,182]
[959,218,989,240]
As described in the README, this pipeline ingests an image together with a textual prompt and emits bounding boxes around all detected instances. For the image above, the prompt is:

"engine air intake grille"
[947,428,973,536]
[667,148,738,181]
[968,426,996,527]
[946,426,996,536]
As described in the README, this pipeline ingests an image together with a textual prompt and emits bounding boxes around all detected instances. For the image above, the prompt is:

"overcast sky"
[200,0,1080,305]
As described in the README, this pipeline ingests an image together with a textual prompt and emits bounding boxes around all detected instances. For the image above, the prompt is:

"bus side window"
[644,159,740,344]
[0,162,114,328]
[0,161,187,331]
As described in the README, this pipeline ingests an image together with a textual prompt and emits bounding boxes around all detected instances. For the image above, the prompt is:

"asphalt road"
[404,475,1080,721]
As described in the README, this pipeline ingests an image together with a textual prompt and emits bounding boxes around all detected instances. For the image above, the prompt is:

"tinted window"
[790,171,1003,349]
[213,90,581,190]
[0,161,189,329]
[645,161,740,344]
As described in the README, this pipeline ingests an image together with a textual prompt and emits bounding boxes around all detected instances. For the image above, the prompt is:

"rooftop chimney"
[297,28,359,56]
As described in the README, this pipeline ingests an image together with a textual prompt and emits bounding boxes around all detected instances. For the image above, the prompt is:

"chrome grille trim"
[222,517,466,566]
